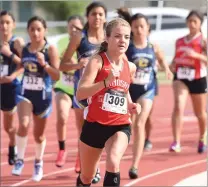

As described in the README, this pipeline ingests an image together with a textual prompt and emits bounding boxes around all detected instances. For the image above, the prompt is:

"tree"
[36,1,90,21]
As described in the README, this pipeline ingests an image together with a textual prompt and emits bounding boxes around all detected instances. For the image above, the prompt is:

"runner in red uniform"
[75,18,141,186]
[86,52,132,125]
[169,10,207,153]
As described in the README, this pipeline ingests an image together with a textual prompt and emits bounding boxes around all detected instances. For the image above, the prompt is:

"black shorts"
[18,90,52,118]
[129,83,156,102]
[174,74,207,94]
[54,88,73,100]
[0,83,20,112]
[80,120,131,149]
[54,88,74,109]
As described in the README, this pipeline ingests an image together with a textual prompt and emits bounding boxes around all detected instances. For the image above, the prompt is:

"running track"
[1,85,207,186]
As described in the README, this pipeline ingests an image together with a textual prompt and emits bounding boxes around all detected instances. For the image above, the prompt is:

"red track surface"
[1,85,206,186]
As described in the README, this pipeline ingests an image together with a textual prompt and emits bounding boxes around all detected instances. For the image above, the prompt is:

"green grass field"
[57,35,69,56]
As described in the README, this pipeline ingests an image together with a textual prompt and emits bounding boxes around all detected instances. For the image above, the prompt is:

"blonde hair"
[98,18,130,53]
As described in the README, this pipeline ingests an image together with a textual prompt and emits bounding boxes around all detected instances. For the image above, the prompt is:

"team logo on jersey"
[136,58,149,68]
[109,79,129,91]
[64,71,74,76]
[25,62,38,73]
[176,46,192,53]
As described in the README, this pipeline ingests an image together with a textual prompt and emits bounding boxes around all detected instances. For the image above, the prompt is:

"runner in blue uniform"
[11,16,60,182]
[61,1,107,182]
[125,13,172,179]
[0,10,24,165]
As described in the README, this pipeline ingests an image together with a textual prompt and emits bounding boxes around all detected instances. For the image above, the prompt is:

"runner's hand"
[105,63,120,86]
[128,102,141,115]
[0,42,12,57]
[36,52,46,67]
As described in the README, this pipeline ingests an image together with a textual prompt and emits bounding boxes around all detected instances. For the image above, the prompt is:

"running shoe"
[169,141,181,152]
[144,139,153,151]
[32,161,43,182]
[12,159,24,176]
[129,167,138,179]
[55,150,67,167]
[75,154,81,173]
[92,168,101,184]
[198,139,207,153]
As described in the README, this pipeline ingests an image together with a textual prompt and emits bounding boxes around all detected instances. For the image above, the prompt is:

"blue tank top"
[74,30,100,82]
[21,42,53,94]
[0,36,20,86]
[126,40,156,88]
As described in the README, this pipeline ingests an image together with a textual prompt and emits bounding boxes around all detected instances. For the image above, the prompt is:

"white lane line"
[124,160,206,186]
[9,146,193,186]
[173,171,207,186]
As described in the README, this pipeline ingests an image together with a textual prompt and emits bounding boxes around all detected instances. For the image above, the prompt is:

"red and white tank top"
[174,33,206,80]
[85,52,131,126]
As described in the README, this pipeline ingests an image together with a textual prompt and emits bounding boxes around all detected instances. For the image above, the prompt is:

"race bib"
[23,76,44,90]
[134,70,151,85]
[61,73,74,87]
[0,65,8,77]
[102,90,127,114]
[177,67,195,80]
